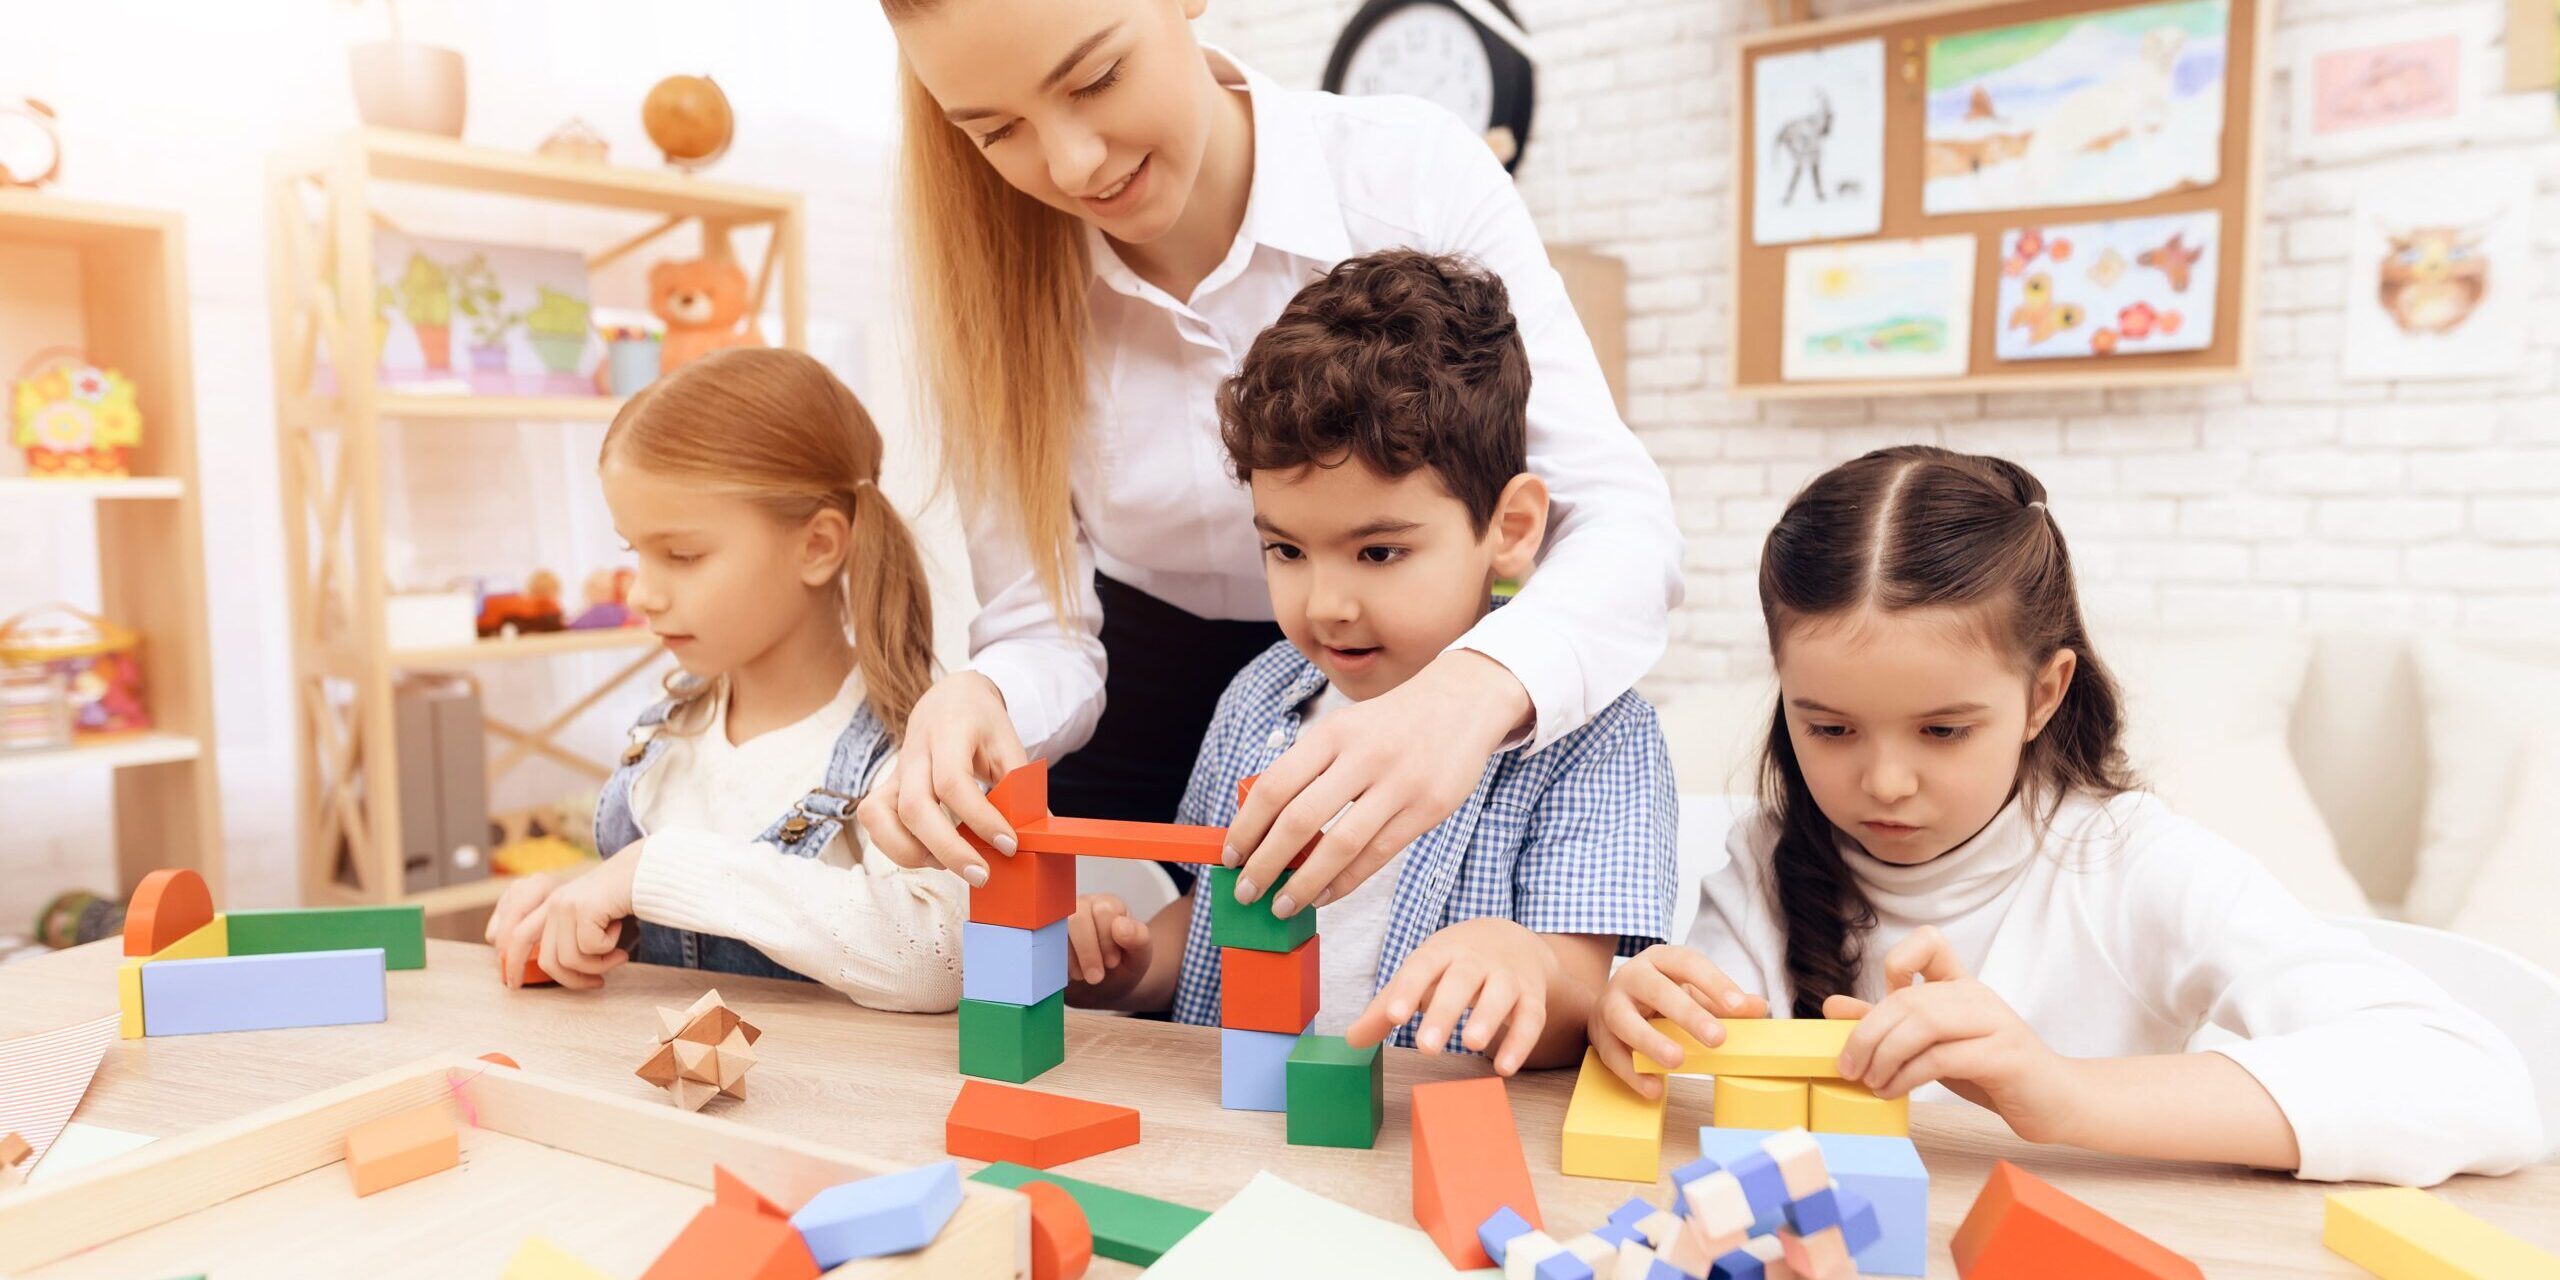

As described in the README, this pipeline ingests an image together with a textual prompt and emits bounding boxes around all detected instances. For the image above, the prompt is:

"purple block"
[139,948,387,1036]
[791,1159,963,1266]
[1220,1026,1301,1111]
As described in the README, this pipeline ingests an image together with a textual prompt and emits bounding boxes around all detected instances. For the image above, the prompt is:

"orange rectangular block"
[1953,1160,2202,1280]
[343,1104,459,1197]
[969,765,1076,929]
[946,1079,1141,1169]
[1016,816,1230,864]
[1411,1076,1542,1269]
[1221,936,1320,1034]
[641,1203,819,1280]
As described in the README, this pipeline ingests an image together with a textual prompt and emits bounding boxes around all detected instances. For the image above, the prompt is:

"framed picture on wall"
[2290,12,2488,163]
[2340,161,2532,382]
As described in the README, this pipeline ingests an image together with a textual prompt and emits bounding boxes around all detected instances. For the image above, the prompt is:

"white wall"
[0,0,967,924]
[1195,0,2560,690]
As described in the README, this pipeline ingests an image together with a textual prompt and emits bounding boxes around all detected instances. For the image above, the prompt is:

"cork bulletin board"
[1731,0,2272,397]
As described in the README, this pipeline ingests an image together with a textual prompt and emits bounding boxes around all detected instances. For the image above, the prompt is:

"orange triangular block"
[714,1164,792,1219]
[1953,1160,2202,1280]
[944,1079,1142,1169]
[641,1202,818,1280]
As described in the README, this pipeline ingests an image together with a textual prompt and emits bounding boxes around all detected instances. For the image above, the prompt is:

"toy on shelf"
[0,666,72,752]
[537,116,610,165]
[476,570,565,638]
[0,604,150,739]
[11,349,139,477]
[643,74,735,171]
[1954,1160,2200,1279]
[635,988,761,1111]
[0,97,64,189]
[489,794,600,877]
[568,567,641,629]
[650,252,765,373]
[600,324,663,395]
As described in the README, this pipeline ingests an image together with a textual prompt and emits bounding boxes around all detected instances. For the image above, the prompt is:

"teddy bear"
[649,251,764,372]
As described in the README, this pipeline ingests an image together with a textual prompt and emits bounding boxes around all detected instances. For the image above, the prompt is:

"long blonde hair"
[889,25,1092,618]
[600,347,938,738]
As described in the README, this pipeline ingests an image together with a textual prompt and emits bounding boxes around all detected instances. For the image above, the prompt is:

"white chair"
[2332,915,2560,1160]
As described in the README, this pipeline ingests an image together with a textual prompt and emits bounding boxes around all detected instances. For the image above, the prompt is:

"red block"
[1410,1076,1542,1269]
[642,1203,819,1280]
[715,1163,793,1218]
[1953,1161,2202,1280]
[1231,776,1317,868]
[946,1079,1141,1168]
[968,764,1075,928]
[1016,816,1227,865]
[1021,1179,1095,1280]
[1221,937,1320,1033]
[123,867,214,956]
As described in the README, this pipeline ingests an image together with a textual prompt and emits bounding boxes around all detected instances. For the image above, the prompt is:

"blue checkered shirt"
[1167,640,1678,1049]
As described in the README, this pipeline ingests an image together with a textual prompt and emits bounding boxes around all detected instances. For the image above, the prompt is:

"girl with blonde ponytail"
[865,0,1685,920]
[487,347,965,1011]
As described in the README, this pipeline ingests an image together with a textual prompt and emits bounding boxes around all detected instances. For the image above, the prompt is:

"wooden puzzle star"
[635,989,762,1111]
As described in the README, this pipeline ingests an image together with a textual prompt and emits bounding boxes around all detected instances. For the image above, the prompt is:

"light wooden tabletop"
[7,939,2554,1278]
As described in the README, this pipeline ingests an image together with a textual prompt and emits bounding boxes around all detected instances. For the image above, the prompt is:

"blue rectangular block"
[790,1159,963,1267]
[1220,1026,1300,1111]
[139,948,387,1036]
[962,919,1069,1006]
[1700,1128,1927,1277]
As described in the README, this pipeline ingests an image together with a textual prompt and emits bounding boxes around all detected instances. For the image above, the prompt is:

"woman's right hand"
[856,671,1029,887]
[1064,893,1154,1004]
[1587,944,1772,1099]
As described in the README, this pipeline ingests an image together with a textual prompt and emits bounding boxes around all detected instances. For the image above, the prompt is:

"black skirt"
[1048,573,1284,891]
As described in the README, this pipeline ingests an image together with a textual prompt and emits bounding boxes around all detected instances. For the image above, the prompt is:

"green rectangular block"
[1208,866,1318,953]
[970,1161,1209,1266]
[224,906,426,970]
[1285,1033,1383,1148]
[958,991,1064,1083]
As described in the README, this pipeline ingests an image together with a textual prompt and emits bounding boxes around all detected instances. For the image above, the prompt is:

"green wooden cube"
[225,906,427,970]
[958,991,1064,1083]
[1209,865,1318,953]
[1285,1033,1383,1148]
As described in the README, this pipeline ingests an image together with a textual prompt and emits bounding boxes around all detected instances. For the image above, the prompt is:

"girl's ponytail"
[847,479,936,740]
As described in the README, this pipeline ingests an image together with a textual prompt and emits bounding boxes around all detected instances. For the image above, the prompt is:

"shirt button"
[1264,727,1288,749]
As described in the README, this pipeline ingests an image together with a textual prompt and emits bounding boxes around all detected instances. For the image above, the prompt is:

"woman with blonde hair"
[862,0,1682,918]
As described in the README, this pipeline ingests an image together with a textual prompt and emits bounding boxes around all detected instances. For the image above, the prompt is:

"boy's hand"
[1822,926,2084,1144]
[501,851,638,991]
[1342,917,1556,1075]
[1588,944,1772,1099]
[1064,893,1153,1002]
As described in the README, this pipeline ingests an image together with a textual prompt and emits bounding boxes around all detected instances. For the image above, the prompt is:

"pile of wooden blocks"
[114,869,422,1039]
[1563,1018,1910,1189]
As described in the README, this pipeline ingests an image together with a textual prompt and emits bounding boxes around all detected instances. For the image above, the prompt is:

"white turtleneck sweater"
[1685,788,2544,1186]
[625,671,966,1012]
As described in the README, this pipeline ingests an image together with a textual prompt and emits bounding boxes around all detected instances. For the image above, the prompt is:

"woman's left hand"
[1822,926,2087,1145]
[531,848,642,991]
[1222,649,1530,920]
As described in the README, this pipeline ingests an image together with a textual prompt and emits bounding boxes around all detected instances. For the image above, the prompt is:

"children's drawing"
[1994,212,2219,361]
[357,232,596,396]
[2341,163,2529,381]
[1753,38,1885,245]
[2291,14,2484,162]
[1922,0,2228,215]
[1781,236,1976,381]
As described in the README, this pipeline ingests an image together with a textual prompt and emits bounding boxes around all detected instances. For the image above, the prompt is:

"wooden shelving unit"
[265,130,805,914]
[0,190,226,897]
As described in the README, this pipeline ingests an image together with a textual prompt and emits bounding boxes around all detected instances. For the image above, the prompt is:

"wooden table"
[7,940,2555,1277]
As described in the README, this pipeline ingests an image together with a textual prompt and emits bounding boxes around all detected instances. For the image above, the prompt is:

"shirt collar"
[1086,46,1351,303]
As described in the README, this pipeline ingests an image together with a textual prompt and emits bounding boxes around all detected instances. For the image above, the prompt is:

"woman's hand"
[1342,918,1560,1076]
[1587,944,1773,1100]
[1823,926,2086,1144]
[1222,650,1529,920]
[856,672,1028,887]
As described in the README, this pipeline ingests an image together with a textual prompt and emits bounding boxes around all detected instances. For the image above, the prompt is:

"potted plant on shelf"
[395,253,454,373]
[525,287,592,381]
[345,0,466,137]
[452,255,519,387]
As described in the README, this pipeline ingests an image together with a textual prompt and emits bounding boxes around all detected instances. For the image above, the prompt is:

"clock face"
[1337,5,1497,131]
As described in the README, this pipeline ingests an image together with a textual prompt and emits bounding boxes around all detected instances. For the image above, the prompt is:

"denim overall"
[595,689,896,982]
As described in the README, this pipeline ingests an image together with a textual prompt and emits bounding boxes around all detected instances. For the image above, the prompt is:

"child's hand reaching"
[1342,918,1572,1076]
[1822,926,2084,1144]
[1588,944,1773,1100]
[1065,893,1153,1003]
[490,851,638,991]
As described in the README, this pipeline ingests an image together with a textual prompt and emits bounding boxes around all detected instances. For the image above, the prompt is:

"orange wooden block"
[123,867,214,956]
[641,1203,818,1280]
[343,1104,459,1197]
[1953,1160,2202,1280]
[715,1163,793,1218]
[970,764,1076,929]
[479,1052,520,1069]
[946,1079,1141,1168]
[1015,816,1228,864]
[1232,776,1317,867]
[1220,936,1320,1033]
[1021,1179,1096,1280]
[1410,1076,1542,1269]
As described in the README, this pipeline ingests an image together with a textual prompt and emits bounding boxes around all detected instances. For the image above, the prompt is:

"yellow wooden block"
[1711,1076,1808,1131]
[2323,1186,2560,1280]
[1560,1047,1667,1182]
[501,1235,613,1280]
[1634,1017,1853,1077]
[116,915,229,1039]
[1809,1079,1909,1136]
